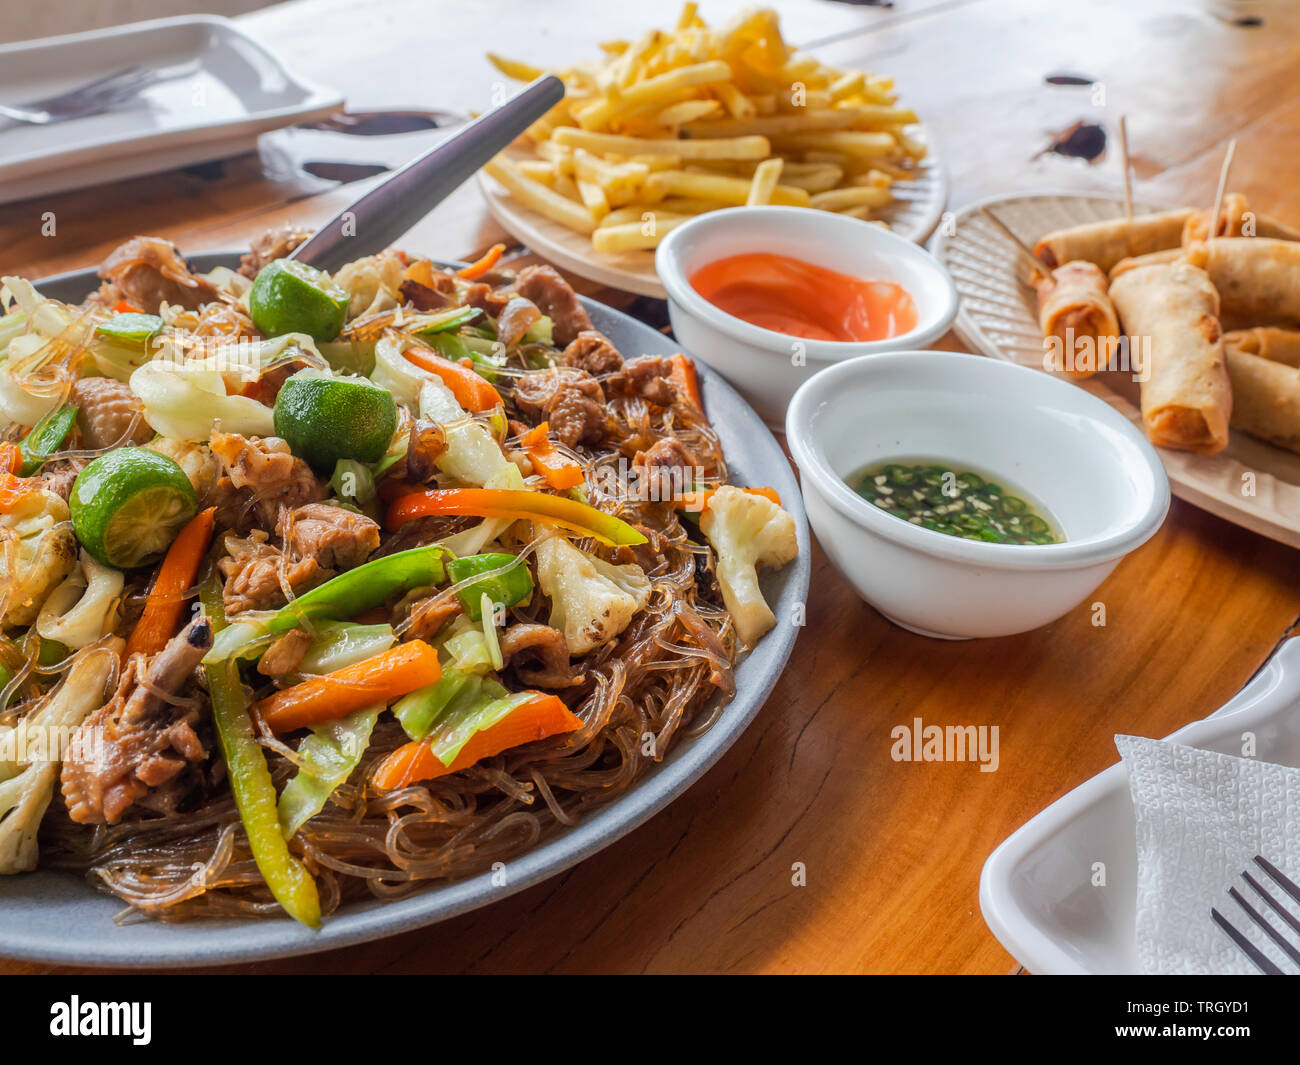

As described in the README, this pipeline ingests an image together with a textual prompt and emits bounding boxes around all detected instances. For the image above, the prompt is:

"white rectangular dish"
[979,637,1300,974]
[0,15,343,204]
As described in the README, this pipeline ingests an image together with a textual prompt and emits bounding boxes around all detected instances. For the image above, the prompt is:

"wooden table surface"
[3,0,1300,975]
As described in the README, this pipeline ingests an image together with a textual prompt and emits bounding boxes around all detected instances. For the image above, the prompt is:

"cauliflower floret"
[0,647,116,873]
[0,489,78,629]
[145,435,221,498]
[36,550,124,649]
[699,486,798,648]
[535,535,651,656]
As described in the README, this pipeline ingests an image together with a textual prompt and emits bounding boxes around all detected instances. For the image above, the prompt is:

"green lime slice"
[97,312,164,343]
[249,259,350,342]
[273,371,398,473]
[70,448,198,569]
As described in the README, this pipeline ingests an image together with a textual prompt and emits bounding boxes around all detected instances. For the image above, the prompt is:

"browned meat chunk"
[61,617,214,825]
[500,623,585,689]
[239,225,313,278]
[513,367,607,448]
[562,330,623,376]
[634,436,699,502]
[38,458,84,501]
[606,355,677,407]
[209,432,326,529]
[400,279,452,310]
[277,503,379,571]
[257,628,313,677]
[514,265,592,345]
[217,530,325,615]
[70,377,152,449]
[403,419,447,484]
[496,297,543,349]
[98,236,220,314]
[464,282,512,318]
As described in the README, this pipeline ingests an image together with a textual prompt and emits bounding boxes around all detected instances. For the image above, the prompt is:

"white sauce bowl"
[655,206,958,426]
[785,350,1171,639]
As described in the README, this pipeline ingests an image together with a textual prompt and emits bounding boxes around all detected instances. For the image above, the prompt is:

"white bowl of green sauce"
[786,350,1170,639]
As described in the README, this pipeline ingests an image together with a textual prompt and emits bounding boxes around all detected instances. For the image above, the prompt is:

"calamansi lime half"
[70,448,198,569]
[249,258,350,342]
[273,370,398,473]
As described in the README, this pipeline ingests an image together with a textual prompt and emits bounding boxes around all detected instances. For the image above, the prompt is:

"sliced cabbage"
[130,358,276,441]
[277,706,379,839]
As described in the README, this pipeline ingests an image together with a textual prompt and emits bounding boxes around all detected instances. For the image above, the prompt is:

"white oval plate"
[478,126,948,299]
[930,192,1300,550]
[0,253,810,968]
[980,637,1300,975]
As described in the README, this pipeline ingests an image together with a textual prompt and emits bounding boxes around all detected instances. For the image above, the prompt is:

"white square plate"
[979,637,1300,974]
[0,15,343,203]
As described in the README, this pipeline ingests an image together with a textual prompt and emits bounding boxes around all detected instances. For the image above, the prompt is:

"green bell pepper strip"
[206,543,454,663]
[277,706,380,839]
[446,552,533,621]
[200,571,321,927]
[18,404,77,476]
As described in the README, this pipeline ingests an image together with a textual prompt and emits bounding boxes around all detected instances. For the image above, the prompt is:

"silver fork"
[0,63,176,125]
[1211,855,1300,974]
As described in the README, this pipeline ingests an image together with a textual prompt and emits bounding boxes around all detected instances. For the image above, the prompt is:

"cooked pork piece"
[514,265,592,345]
[513,367,607,448]
[61,617,214,825]
[98,236,220,313]
[500,623,585,689]
[70,377,152,449]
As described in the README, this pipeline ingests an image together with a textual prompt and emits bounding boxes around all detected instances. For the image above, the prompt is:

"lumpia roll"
[1183,238,1300,331]
[1108,248,1182,282]
[1109,262,1232,454]
[1034,209,1193,273]
[1182,194,1300,244]
[1225,348,1300,454]
[1035,261,1120,379]
[1223,327,1300,369]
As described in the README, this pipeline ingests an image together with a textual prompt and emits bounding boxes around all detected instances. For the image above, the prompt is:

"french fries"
[484,4,927,254]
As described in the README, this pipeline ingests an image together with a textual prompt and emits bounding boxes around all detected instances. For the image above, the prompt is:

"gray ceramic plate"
[0,253,810,967]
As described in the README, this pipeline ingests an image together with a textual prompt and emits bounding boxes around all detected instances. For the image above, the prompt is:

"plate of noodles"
[0,235,808,965]
[476,5,946,298]
[931,191,1300,549]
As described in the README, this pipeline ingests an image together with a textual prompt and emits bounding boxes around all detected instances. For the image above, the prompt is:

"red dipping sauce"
[689,252,918,343]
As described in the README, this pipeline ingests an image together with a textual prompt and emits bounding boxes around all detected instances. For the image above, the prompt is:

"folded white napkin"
[1115,734,1300,975]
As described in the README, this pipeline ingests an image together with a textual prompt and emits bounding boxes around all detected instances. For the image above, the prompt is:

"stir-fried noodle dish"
[0,232,797,925]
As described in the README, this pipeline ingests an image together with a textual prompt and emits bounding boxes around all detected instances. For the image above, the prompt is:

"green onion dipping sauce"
[847,461,1061,545]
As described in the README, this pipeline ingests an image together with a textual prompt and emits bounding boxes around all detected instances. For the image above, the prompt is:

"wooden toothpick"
[1209,138,1237,241]
[1117,115,1134,221]
[979,206,1044,281]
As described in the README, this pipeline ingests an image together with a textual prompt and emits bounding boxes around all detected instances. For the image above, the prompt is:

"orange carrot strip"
[0,446,37,513]
[403,345,503,412]
[112,300,143,314]
[372,694,581,788]
[257,640,442,732]
[125,507,216,658]
[519,422,584,490]
[669,353,703,410]
[456,243,506,281]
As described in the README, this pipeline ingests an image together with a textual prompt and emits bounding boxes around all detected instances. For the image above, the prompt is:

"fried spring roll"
[1108,248,1183,282]
[1182,193,1300,244]
[1035,261,1120,379]
[1223,326,1300,369]
[1034,209,1193,273]
[1225,348,1300,454]
[1109,262,1231,454]
[1182,238,1300,331]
